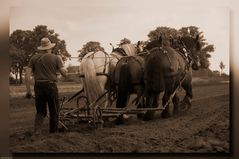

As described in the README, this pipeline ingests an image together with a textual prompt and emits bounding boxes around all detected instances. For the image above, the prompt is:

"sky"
[9,0,229,74]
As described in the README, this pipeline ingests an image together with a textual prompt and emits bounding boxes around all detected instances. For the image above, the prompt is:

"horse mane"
[144,36,176,51]
[145,38,162,51]
[112,47,127,56]
[180,36,201,51]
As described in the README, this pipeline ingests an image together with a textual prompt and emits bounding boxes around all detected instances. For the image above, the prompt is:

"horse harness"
[79,51,111,79]
[80,50,135,87]
[148,46,191,110]
[179,39,193,65]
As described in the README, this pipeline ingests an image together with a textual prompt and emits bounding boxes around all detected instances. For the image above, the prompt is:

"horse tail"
[81,58,103,103]
[116,61,131,108]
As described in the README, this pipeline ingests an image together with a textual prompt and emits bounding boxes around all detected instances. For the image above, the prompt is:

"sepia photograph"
[9,0,230,154]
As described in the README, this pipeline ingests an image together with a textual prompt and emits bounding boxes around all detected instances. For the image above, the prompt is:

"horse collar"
[159,47,167,54]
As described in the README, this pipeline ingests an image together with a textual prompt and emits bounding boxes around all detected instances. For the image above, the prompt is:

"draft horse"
[114,56,145,109]
[143,35,201,120]
[79,48,126,109]
[113,42,146,123]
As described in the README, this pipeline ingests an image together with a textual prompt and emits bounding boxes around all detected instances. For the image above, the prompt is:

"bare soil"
[9,82,230,153]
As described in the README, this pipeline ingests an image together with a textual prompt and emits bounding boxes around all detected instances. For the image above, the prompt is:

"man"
[25,37,67,133]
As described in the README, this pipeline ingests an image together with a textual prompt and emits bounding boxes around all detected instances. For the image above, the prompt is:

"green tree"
[9,44,27,84]
[119,38,131,45]
[148,26,178,42]
[179,26,203,37]
[32,25,70,57]
[9,25,70,84]
[78,41,105,61]
[219,61,225,76]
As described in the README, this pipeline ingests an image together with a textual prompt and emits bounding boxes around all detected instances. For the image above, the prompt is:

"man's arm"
[56,55,68,77]
[25,66,33,98]
[59,67,67,77]
[56,55,67,77]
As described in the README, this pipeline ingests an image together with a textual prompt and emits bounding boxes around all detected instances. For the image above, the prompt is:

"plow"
[58,79,190,130]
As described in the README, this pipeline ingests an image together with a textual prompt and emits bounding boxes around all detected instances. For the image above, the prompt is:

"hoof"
[173,109,179,115]
[183,97,191,105]
[25,93,33,99]
[122,114,129,119]
[179,101,191,112]
[58,127,67,132]
[143,111,154,121]
[114,115,125,125]
[137,113,145,119]
[161,110,171,118]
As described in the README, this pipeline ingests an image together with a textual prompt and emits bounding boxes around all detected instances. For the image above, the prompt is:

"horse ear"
[159,36,162,45]
[137,41,140,46]
[195,34,199,41]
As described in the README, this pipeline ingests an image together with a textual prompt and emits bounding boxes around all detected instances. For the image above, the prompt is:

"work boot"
[34,114,45,135]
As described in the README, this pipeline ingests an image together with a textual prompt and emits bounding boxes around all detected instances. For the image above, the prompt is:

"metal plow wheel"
[58,83,192,130]
[58,88,90,130]
[58,89,115,130]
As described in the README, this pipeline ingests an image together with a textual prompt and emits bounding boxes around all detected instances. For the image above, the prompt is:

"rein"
[177,51,192,70]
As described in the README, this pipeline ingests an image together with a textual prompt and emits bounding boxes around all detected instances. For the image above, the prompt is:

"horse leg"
[143,88,151,121]
[104,90,114,108]
[144,93,159,121]
[150,94,159,118]
[181,80,193,110]
[172,93,180,115]
[161,91,171,118]
[135,86,146,119]
[103,93,109,108]
[152,94,159,107]
[133,86,143,111]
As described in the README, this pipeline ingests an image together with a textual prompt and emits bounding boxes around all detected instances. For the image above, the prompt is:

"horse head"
[144,36,163,51]
[111,47,127,56]
[179,35,201,70]
[136,41,145,53]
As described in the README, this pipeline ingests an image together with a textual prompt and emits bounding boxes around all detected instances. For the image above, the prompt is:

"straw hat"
[37,37,56,50]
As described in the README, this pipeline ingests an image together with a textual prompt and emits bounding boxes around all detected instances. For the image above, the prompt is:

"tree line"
[10,25,215,84]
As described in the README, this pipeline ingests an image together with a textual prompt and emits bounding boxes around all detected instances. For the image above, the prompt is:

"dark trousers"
[34,81,59,133]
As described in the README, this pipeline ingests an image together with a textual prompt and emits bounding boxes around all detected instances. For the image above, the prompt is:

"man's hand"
[59,67,67,77]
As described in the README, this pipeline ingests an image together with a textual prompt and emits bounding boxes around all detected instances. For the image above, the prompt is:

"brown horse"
[108,43,138,103]
[114,56,145,109]
[143,35,201,120]
[113,42,146,123]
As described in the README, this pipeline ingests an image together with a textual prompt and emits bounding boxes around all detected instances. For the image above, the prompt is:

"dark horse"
[144,35,201,120]
[113,43,145,123]
[114,55,145,109]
